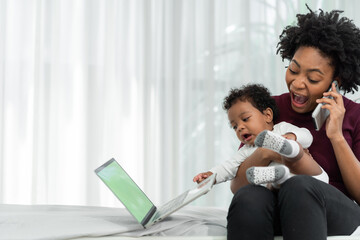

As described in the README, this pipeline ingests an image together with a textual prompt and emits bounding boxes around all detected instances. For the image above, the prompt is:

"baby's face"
[228,100,273,145]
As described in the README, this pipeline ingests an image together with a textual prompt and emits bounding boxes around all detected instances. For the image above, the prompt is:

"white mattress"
[77,237,360,240]
[0,204,359,240]
[0,204,227,240]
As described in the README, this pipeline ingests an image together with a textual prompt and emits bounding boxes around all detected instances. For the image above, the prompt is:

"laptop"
[94,158,216,228]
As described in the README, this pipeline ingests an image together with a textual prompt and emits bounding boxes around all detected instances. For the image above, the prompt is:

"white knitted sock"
[246,165,290,185]
[255,130,300,158]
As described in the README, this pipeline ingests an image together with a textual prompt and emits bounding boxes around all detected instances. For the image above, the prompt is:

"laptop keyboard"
[155,190,190,218]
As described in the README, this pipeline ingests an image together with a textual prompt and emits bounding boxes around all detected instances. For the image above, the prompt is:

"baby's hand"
[282,132,296,141]
[193,171,213,183]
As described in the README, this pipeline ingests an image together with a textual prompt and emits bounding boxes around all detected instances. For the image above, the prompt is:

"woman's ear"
[263,107,274,124]
[334,77,341,88]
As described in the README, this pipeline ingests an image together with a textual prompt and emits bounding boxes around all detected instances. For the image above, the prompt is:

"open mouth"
[292,92,309,107]
[242,133,252,142]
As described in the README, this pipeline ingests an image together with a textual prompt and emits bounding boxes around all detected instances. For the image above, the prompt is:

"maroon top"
[274,93,360,198]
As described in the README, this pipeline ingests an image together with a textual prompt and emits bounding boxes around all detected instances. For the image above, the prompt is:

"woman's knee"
[282,174,313,186]
[280,175,317,193]
[227,185,278,240]
[232,185,274,204]
[228,185,275,220]
[278,175,324,206]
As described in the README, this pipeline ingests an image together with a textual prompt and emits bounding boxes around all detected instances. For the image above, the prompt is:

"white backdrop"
[1,0,360,208]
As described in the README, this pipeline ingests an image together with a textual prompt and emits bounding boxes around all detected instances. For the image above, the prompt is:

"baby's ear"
[263,107,274,123]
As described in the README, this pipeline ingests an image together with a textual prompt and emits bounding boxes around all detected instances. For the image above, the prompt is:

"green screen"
[97,160,154,223]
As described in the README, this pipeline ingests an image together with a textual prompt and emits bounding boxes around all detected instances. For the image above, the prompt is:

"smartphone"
[312,81,340,131]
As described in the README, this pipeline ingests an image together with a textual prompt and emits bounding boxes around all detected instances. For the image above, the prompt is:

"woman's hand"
[316,82,345,140]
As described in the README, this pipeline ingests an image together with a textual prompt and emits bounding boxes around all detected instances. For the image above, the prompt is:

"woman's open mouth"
[291,92,309,108]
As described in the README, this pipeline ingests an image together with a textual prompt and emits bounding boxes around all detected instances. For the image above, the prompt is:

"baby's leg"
[255,130,322,176]
[246,165,291,186]
[255,130,302,160]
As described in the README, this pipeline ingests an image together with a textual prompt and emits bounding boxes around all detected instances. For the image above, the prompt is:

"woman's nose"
[292,76,306,89]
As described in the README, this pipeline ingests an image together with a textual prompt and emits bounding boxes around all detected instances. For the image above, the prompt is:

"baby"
[193,84,328,188]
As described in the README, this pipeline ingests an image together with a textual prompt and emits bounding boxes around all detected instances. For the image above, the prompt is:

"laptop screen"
[95,159,154,223]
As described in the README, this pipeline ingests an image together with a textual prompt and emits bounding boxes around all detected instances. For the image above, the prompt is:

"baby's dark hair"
[277,4,360,93]
[223,84,279,122]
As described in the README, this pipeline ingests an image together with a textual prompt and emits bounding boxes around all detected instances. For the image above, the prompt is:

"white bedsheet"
[1,204,359,240]
[0,204,227,240]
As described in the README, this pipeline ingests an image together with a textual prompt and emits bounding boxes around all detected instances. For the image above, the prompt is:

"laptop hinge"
[141,205,157,226]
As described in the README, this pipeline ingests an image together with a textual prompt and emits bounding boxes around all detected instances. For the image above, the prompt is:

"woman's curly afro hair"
[223,84,279,122]
[277,4,360,94]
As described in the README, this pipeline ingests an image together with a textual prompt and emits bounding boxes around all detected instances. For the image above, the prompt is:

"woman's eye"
[308,78,319,84]
[288,68,296,74]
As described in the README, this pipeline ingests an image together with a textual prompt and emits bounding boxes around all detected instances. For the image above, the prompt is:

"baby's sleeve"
[210,146,256,184]
[277,121,313,148]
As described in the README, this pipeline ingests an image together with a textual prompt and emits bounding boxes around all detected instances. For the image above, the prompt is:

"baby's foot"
[255,130,300,158]
[246,165,290,185]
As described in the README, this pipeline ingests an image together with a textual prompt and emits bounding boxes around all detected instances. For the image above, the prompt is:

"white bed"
[0,204,359,240]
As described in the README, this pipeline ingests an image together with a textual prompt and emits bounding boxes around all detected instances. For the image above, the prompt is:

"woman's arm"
[230,148,281,193]
[330,136,360,203]
[320,83,360,203]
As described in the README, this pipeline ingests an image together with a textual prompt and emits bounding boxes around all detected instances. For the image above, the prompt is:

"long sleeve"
[274,121,313,148]
[210,146,257,184]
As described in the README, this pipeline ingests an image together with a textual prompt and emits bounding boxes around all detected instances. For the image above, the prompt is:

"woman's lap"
[227,175,360,240]
[227,184,280,240]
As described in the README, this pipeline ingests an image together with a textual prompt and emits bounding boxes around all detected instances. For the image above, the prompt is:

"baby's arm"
[282,132,296,141]
[193,171,213,183]
[194,146,256,185]
[277,121,313,148]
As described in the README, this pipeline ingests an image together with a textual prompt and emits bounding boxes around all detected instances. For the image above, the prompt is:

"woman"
[227,6,360,240]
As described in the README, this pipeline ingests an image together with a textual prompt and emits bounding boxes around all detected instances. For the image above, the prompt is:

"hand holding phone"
[311,81,340,131]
